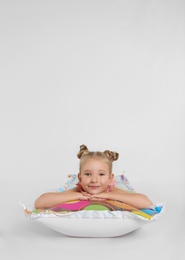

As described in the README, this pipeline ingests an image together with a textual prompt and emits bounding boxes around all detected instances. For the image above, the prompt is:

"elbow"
[34,198,40,209]
[141,194,153,208]
[34,194,45,209]
[34,192,55,209]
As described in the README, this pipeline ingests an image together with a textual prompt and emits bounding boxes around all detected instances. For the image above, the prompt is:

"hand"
[89,192,109,201]
[79,191,107,201]
[78,191,91,200]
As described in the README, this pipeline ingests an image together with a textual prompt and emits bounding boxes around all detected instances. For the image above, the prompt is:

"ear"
[110,173,114,180]
[78,173,81,182]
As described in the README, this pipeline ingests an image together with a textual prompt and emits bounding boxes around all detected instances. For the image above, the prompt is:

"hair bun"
[103,150,119,161]
[77,144,89,159]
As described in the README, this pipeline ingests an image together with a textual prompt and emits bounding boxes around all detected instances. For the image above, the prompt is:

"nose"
[90,175,98,183]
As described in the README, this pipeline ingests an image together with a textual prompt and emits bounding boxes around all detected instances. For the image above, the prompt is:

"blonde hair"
[77,145,119,173]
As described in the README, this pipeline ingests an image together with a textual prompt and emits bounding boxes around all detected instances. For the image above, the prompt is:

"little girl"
[34,145,153,209]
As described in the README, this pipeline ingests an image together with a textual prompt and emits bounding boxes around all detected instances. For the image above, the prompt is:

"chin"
[89,191,99,195]
[88,189,103,195]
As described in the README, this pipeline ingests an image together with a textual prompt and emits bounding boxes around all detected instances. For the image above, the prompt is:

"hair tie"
[77,144,89,159]
[103,150,119,161]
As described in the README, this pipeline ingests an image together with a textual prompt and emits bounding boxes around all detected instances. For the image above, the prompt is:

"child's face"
[78,158,114,194]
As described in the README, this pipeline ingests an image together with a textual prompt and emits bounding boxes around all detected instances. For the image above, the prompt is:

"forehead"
[81,157,110,170]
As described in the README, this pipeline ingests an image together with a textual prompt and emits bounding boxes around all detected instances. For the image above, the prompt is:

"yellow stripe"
[64,200,79,204]
[132,211,152,220]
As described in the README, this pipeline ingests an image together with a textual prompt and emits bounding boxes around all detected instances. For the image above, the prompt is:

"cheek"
[102,178,111,185]
[80,178,88,185]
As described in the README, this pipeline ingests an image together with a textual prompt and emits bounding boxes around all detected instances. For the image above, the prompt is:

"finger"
[90,197,106,201]
[81,191,91,197]
[80,196,90,200]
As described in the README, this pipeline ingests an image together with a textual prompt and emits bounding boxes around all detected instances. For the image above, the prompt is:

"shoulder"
[64,187,80,193]
[112,187,127,193]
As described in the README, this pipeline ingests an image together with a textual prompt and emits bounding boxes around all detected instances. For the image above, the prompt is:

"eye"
[85,173,91,176]
[99,173,105,176]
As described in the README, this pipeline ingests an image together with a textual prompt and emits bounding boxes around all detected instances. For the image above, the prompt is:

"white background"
[0,0,185,259]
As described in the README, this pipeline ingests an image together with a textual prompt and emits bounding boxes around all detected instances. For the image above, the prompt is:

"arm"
[34,188,90,209]
[90,188,153,209]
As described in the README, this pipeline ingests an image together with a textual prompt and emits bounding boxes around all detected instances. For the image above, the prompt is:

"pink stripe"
[50,200,90,211]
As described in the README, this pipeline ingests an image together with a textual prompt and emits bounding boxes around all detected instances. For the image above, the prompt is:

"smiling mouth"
[88,186,100,189]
